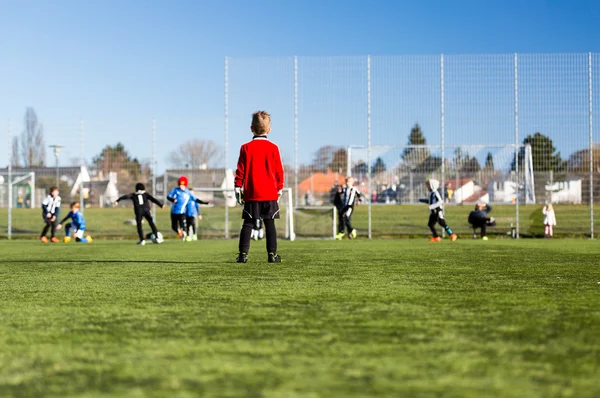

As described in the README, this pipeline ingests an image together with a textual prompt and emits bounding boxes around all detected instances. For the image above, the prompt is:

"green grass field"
[1,203,598,240]
[1,238,599,397]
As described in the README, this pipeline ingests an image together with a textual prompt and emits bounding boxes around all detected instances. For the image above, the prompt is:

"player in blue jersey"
[167,176,208,240]
[58,202,92,243]
[185,188,209,241]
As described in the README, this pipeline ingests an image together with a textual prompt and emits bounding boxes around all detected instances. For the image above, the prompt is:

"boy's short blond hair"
[251,111,271,135]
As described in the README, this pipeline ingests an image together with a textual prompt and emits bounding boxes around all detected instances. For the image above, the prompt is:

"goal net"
[191,187,295,240]
[344,144,535,238]
[1,172,36,239]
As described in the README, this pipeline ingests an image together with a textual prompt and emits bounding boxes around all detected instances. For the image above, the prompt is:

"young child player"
[167,176,207,241]
[40,186,61,243]
[185,187,209,241]
[334,176,361,240]
[115,182,165,245]
[468,202,494,240]
[58,202,91,243]
[420,179,457,242]
[234,111,285,263]
[542,203,557,238]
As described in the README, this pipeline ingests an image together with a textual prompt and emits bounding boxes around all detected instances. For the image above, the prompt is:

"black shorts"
[242,201,280,220]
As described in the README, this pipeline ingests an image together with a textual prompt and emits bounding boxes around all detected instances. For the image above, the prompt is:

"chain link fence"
[2,53,599,239]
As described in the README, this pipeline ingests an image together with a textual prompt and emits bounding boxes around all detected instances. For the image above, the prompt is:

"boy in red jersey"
[234,111,284,263]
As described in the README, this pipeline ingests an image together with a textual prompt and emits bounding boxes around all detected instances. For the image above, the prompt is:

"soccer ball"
[150,232,164,244]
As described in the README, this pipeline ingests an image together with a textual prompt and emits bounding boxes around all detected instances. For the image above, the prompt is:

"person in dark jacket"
[468,203,495,240]
[115,182,165,245]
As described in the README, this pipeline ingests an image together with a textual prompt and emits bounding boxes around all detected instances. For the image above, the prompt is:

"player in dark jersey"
[115,182,165,245]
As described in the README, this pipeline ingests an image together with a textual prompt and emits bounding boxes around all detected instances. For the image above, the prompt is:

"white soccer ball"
[151,232,164,244]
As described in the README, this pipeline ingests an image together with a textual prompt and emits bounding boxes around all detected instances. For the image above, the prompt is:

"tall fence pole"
[7,120,12,240]
[589,52,594,239]
[441,54,445,196]
[224,56,230,239]
[514,53,520,239]
[152,118,157,221]
[367,55,372,240]
[294,56,299,209]
[79,119,85,213]
[440,54,445,238]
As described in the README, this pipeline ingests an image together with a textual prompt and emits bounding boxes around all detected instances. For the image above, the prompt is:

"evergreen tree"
[372,157,387,175]
[401,123,430,168]
[511,132,564,172]
[484,152,494,171]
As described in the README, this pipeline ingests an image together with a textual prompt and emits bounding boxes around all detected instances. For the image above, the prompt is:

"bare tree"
[11,136,20,167]
[20,107,46,167]
[168,139,223,169]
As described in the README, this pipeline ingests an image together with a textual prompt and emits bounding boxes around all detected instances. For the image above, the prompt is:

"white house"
[547,179,582,204]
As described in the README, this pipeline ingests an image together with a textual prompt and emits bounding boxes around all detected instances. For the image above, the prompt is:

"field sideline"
[1,239,600,397]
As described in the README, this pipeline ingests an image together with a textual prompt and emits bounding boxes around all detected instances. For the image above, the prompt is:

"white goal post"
[347,144,535,205]
[192,186,296,241]
[2,171,36,240]
[347,143,535,239]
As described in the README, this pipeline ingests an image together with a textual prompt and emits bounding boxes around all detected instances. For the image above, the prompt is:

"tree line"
[304,123,600,178]
[9,108,599,179]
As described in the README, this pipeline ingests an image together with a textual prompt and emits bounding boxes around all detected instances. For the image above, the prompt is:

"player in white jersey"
[40,186,61,243]
[335,176,362,240]
[419,179,457,242]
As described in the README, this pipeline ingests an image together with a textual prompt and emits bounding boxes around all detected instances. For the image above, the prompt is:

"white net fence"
[2,53,599,239]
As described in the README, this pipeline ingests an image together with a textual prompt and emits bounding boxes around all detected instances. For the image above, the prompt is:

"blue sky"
[1,0,599,172]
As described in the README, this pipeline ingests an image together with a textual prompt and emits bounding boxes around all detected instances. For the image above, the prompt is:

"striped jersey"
[341,186,361,208]
[41,194,61,217]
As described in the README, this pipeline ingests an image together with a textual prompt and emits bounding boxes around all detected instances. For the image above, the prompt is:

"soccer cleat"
[177,230,183,238]
[137,240,146,246]
[63,236,71,243]
[429,237,442,242]
[335,232,345,240]
[40,236,49,244]
[450,233,458,242]
[236,252,248,263]
[268,252,282,263]
[50,237,60,243]
[192,234,198,241]
[482,236,489,241]
[185,235,193,242]
[86,236,93,243]
[351,229,357,239]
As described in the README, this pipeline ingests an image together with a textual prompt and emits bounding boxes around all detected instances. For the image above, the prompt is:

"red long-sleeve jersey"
[234,136,284,201]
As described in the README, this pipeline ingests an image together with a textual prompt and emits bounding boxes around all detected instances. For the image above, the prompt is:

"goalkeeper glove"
[235,187,244,205]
